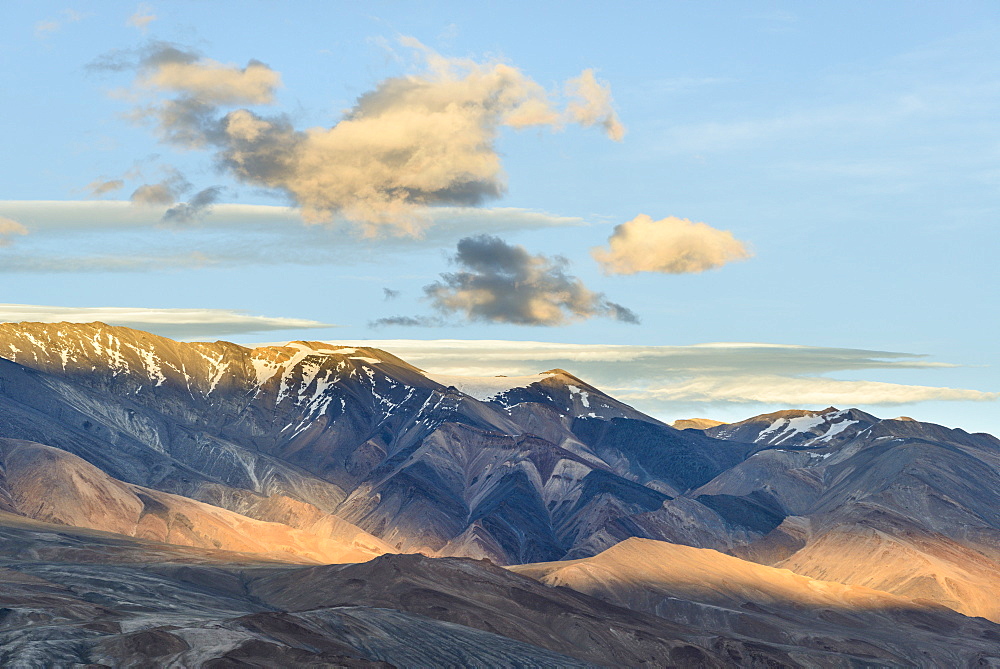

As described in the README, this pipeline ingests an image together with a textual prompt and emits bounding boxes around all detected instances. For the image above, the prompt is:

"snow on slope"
[425,372,557,401]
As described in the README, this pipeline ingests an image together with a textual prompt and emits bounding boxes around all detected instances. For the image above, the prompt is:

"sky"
[2,1,999,433]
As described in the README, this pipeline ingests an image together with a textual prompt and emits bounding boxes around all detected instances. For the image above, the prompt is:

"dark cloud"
[163,186,224,224]
[87,41,196,73]
[423,235,638,326]
[369,315,445,328]
[383,288,401,300]
[606,302,641,324]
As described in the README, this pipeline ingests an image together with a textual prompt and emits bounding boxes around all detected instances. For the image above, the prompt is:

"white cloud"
[0,304,332,339]
[619,375,998,405]
[565,69,625,141]
[592,214,751,275]
[111,39,622,235]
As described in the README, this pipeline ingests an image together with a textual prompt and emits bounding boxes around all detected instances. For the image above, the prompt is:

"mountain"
[2,321,1000,663]
[0,321,759,565]
[671,417,726,430]
[700,407,1000,621]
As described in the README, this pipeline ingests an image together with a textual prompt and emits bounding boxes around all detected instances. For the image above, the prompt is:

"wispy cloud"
[35,9,85,38]
[0,200,582,272]
[0,217,28,247]
[86,179,125,197]
[127,4,157,31]
[621,375,997,406]
[0,304,332,339]
[370,315,445,328]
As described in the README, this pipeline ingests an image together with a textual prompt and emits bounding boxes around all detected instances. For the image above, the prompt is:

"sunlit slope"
[0,438,391,564]
[774,512,1000,622]
[513,536,924,612]
[511,537,1000,666]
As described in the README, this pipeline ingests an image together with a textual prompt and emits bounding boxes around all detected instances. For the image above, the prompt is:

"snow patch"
[759,413,827,445]
[816,419,859,442]
[567,384,591,408]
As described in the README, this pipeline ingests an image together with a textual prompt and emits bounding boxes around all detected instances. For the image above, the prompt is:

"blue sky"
[2,1,998,432]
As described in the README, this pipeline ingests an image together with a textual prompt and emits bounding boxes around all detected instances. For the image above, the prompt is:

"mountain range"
[1,321,998,666]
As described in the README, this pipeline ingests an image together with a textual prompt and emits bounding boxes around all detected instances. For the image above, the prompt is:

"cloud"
[369,315,446,328]
[0,252,216,273]
[0,304,333,339]
[163,186,224,223]
[131,183,178,206]
[565,69,625,141]
[383,288,401,301]
[592,214,752,275]
[86,179,125,196]
[0,217,29,247]
[105,39,622,235]
[0,200,582,272]
[130,169,191,206]
[333,340,956,379]
[423,235,638,325]
[138,53,281,107]
[35,9,84,38]
[327,339,996,420]
[127,4,157,30]
[622,375,999,406]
